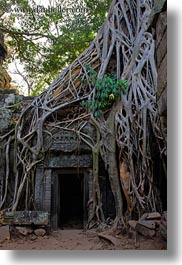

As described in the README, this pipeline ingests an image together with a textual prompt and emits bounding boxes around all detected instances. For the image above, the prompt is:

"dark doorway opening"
[58,173,84,229]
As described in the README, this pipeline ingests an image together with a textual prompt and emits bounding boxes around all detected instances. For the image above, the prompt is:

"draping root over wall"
[0,0,166,229]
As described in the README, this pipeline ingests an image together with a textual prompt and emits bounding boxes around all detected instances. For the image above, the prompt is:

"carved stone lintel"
[50,130,79,153]
[45,154,92,168]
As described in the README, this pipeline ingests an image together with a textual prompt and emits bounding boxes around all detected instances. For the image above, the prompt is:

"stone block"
[145,212,162,220]
[0,108,11,132]
[34,167,44,210]
[157,53,167,97]
[160,211,167,241]
[5,94,15,106]
[156,30,167,67]
[158,88,167,116]
[1,211,49,226]
[44,124,95,153]
[15,226,33,236]
[137,220,156,230]
[151,0,166,20]
[139,213,149,221]
[0,211,14,225]
[34,228,46,237]
[135,212,163,238]
[0,226,10,242]
[46,153,93,168]
[156,11,167,48]
[14,211,49,226]
[136,223,156,237]
[50,130,80,152]
[160,116,167,138]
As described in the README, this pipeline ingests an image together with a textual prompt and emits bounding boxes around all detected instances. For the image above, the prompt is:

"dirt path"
[0,229,166,250]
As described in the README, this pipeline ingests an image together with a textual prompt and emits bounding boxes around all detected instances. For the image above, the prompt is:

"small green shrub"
[81,65,128,117]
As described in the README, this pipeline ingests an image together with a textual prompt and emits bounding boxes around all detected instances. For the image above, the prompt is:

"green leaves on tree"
[1,0,113,95]
[81,65,128,117]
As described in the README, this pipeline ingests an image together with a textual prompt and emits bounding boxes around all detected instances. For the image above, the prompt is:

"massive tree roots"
[0,0,166,228]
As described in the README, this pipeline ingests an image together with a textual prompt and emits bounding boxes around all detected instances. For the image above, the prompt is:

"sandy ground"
[0,229,167,250]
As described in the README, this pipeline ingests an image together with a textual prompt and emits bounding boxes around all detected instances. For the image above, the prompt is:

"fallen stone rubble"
[0,210,49,241]
[9,226,47,239]
[0,225,48,242]
[128,211,167,241]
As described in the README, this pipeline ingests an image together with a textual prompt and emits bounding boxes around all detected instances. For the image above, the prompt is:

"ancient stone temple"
[0,0,167,234]
[33,125,115,229]
[0,37,115,227]
[0,91,116,228]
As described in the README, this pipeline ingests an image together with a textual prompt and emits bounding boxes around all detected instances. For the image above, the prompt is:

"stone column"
[42,169,52,213]
[34,165,44,210]
[87,169,94,223]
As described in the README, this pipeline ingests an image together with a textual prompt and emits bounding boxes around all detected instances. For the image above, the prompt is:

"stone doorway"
[51,169,89,229]
[59,173,83,229]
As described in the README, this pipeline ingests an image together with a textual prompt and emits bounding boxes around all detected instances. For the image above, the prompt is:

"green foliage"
[81,65,128,117]
[0,0,112,95]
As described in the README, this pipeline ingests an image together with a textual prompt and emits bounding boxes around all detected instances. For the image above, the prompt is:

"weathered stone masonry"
[154,1,167,210]
[156,6,167,141]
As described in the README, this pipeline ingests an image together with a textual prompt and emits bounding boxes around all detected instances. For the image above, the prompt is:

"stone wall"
[0,90,34,208]
[0,90,22,206]
[150,0,167,140]
[0,90,24,133]
[151,0,167,210]
[156,8,167,141]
